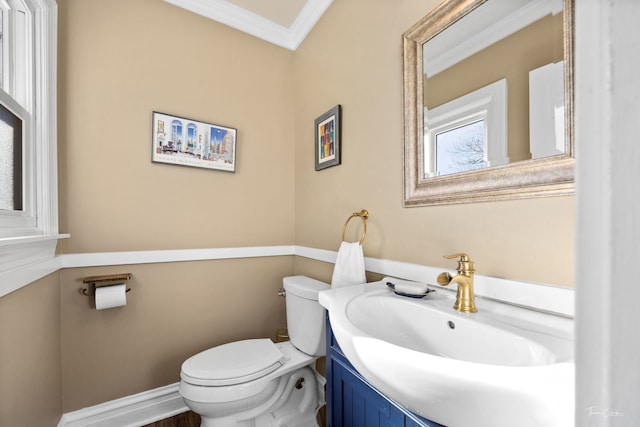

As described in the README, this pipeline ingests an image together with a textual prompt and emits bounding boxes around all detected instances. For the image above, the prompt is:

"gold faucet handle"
[444,253,470,262]
[437,272,452,286]
[443,253,475,274]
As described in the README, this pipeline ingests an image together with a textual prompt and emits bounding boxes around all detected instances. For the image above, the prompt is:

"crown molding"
[163,0,333,51]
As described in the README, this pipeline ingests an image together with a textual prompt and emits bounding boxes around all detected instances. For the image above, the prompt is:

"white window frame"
[424,79,509,178]
[0,0,67,297]
[0,86,34,232]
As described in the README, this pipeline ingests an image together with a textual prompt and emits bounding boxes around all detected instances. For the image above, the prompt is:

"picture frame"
[314,104,341,171]
[152,111,237,172]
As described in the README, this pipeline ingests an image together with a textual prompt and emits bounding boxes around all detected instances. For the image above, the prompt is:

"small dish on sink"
[386,280,433,299]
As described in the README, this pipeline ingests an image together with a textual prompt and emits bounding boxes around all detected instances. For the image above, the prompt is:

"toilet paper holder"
[80,273,132,296]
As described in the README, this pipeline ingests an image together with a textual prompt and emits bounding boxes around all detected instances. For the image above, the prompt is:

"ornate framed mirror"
[403,0,574,206]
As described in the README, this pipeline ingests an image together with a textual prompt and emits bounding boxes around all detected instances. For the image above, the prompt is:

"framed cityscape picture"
[152,111,237,172]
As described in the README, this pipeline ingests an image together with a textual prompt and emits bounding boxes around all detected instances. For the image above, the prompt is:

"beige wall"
[59,258,291,411]
[0,274,62,427]
[55,0,297,413]
[57,0,296,253]
[0,0,575,424]
[293,0,574,287]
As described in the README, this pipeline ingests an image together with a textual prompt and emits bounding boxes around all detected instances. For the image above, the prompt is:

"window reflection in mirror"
[423,0,565,175]
[435,120,486,176]
[425,78,507,177]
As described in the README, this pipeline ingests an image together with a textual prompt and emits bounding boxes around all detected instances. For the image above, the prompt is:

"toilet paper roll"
[95,283,127,310]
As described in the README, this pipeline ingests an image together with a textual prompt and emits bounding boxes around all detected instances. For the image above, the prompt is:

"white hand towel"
[331,241,366,288]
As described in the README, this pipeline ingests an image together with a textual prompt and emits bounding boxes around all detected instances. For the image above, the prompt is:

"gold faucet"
[437,253,477,313]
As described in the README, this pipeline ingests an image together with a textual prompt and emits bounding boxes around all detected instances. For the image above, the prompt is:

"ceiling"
[162,0,334,51]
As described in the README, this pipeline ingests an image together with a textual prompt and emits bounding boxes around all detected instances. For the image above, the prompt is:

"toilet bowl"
[179,276,330,427]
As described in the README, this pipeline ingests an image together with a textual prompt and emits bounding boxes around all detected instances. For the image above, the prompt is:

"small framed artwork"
[152,111,237,172]
[315,104,341,171]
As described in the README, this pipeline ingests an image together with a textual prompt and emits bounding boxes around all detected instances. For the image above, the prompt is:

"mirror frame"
[403,0,574,206]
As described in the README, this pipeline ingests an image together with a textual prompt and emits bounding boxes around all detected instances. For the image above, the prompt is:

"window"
[1,0,32,232]
[434,120,487,175]
[424,79,509,178]
[0,96,24,211]
[0,0,62,293]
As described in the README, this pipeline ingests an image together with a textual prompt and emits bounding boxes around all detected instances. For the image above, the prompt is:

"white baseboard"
[58,383,186,427]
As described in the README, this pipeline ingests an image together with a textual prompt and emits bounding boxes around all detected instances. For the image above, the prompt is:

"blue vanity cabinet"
[325,316,444,427]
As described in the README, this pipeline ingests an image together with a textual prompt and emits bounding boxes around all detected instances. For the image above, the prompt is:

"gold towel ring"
[341,210,369,244]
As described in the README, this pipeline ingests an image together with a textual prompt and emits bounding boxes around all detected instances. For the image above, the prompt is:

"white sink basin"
[319,278,575,427]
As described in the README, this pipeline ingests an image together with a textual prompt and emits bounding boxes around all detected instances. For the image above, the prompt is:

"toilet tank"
[283,276,331,357]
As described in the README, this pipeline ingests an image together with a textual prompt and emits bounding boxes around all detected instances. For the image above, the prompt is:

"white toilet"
[179,276,331,427]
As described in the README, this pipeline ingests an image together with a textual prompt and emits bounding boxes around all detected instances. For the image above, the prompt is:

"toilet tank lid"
[181,339,284,386]
[283,276,330,300]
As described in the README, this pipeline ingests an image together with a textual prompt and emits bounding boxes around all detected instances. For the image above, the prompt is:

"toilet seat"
[181,339,284,386]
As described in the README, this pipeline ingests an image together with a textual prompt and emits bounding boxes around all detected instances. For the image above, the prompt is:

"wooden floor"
[142,409,325,426]
[142,411,200,427]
